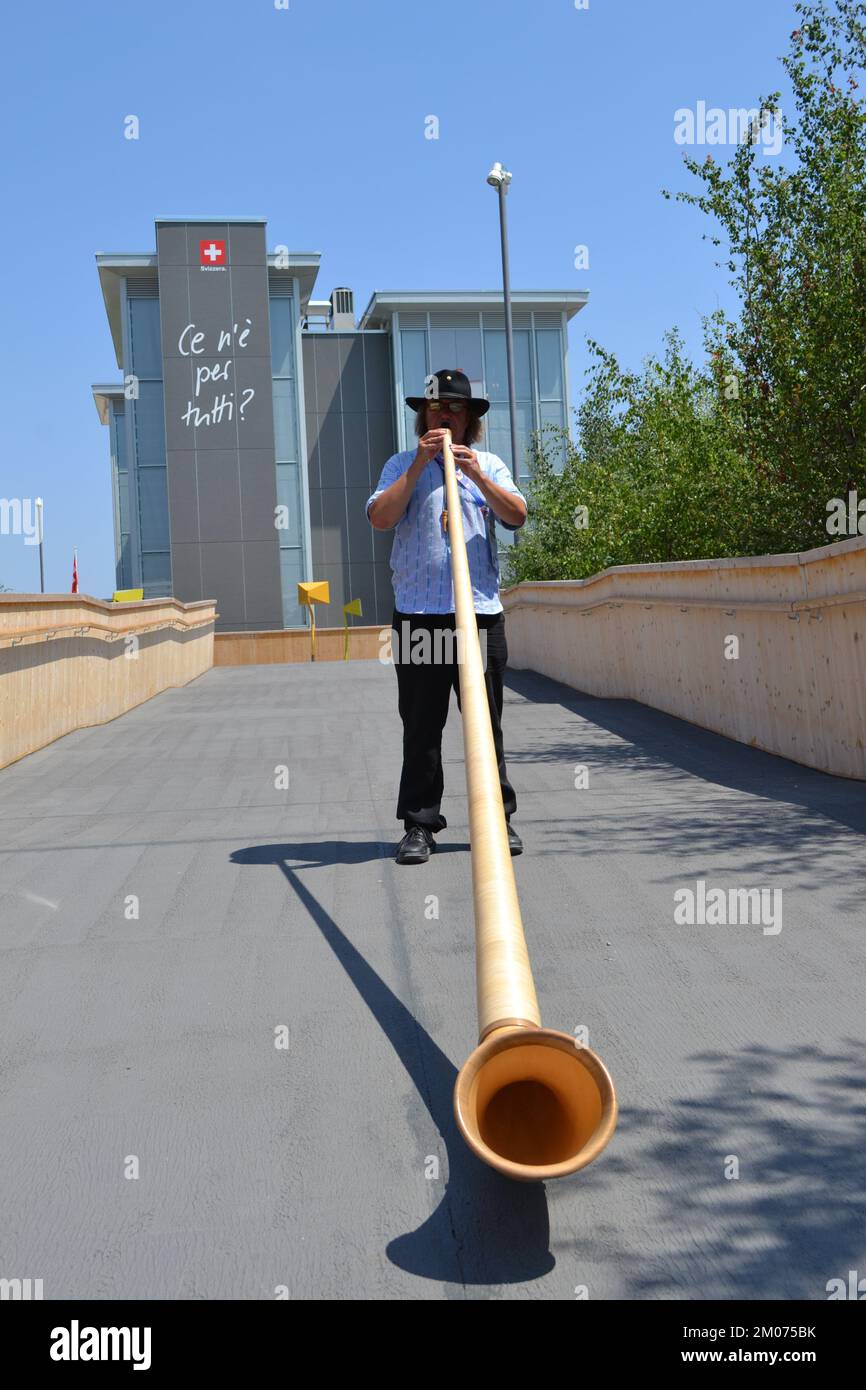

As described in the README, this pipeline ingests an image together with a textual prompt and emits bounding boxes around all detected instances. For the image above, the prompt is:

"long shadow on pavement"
[504,669,866,838]
[232,842,568,1288]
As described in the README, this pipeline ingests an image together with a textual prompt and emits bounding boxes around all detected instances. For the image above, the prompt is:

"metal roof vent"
[330,287,355,330]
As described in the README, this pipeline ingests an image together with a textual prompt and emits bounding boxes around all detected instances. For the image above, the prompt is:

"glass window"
[138,466,170,551]
[485,401,533,479]
[538,401,568,471]
[401,331,427,394]
[279,549,306,628]
[270,295,296,377]
[485,403,510,462]
[117,470,130,533]
[535,330,564,401]
[110,401,128,468]
[128,298,163,379]
[276,462,303,546]
[273,378,297,461]
[483,331,507,402]
[132,383,165,466]
[429,328,453,375]
[428,327,483,393]
[483,329,532,402]
[272,294,304,629]
[400,331,427,446]
[141,551,171,590]
[455,329,483,393]
[119,533,133,591]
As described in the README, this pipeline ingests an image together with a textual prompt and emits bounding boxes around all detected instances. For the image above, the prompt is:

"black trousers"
[391,607,517,833]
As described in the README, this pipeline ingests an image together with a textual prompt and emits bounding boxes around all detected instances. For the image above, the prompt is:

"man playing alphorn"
[366,368,528,864]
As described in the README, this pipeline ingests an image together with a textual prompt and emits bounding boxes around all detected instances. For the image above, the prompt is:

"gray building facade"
[302,332,397,634]
[93,216,587,631]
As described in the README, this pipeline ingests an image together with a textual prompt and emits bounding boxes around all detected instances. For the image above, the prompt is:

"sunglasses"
[426,400,467,413]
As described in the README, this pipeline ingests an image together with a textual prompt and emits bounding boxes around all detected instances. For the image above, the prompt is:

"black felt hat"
[405,368,490,417]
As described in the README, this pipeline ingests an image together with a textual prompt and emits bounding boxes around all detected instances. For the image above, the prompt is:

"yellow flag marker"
[298,581,330,661]
[112,588,144,603]
[342,597,363,661]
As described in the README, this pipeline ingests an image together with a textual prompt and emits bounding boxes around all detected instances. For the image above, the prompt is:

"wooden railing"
[501,535,866,781]
[0,595,216,770]
[5,534,865,781]
[214,626,387,665]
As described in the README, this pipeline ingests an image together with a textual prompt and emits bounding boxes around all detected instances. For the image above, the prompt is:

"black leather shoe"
[469,822,524,855]
[506,821,523,856]
[395,826,435,864]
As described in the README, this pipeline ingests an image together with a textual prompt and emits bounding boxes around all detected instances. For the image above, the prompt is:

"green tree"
[505,333,774,585]
[671,0,866,542]
[506,0,866,585]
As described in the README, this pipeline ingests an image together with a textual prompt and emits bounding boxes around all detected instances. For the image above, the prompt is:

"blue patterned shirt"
[366,449,527,614]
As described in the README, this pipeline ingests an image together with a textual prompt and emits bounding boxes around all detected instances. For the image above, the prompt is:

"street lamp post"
[486,162,519,489]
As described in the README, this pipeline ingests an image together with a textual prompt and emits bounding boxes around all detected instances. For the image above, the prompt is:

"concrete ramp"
[0,660,863,1298]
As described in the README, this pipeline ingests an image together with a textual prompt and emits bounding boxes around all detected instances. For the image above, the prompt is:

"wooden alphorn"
[442,429,617,1181]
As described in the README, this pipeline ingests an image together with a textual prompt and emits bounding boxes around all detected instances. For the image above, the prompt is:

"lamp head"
[486,161,512,189]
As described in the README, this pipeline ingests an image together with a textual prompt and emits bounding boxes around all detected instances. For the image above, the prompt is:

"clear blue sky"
[1,0,798,596]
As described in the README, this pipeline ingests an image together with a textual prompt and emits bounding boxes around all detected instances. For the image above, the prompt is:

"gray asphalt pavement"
[1,657,864,1299]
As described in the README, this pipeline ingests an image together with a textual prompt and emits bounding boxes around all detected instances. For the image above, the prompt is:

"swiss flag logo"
[199,239,226,266]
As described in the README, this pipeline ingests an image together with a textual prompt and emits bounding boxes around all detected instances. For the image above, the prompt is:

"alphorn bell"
[442,429,617,1181]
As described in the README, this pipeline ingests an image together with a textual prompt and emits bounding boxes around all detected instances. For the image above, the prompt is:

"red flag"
[71,549,78,594]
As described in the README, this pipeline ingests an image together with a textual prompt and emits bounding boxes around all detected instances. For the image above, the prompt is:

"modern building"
[92,217,587,630]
